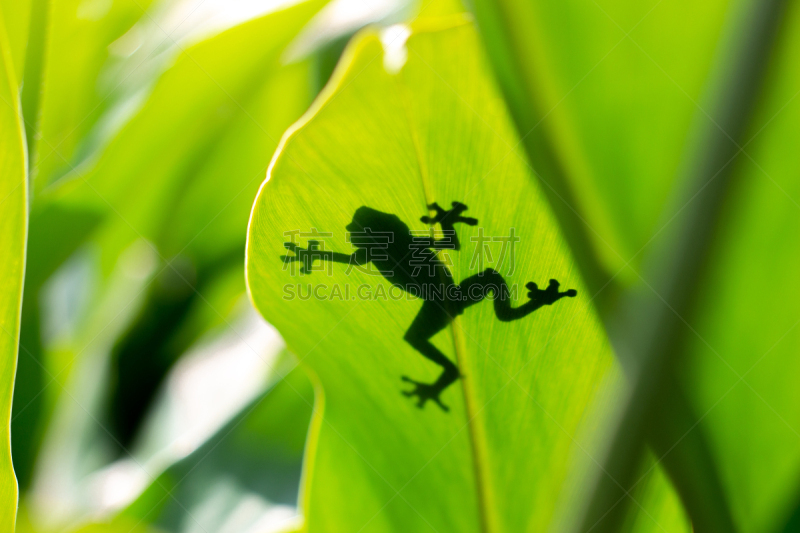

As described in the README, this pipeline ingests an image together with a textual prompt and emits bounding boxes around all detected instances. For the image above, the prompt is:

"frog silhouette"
[281,202,577,411]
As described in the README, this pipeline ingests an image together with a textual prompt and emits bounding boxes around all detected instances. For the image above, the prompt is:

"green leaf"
[678,4,800,531]
[469,0,791,531]
[0,9,29,529]
[0,0,31,82]
[56,0,325,251]
[621,452,691,533]
[120,361,314,532]
[21,2,327,525]
[19,0,46,167]
[30,0,157,190]
[468,0,732,288]
[247,19,620,531]
[555,1,787,531]
[31,0,326,193]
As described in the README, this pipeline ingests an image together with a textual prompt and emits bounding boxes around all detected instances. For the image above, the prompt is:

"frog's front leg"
[421,201,478,226]
[421,201,478,251]
[280,241,356,274]
[281,240,318,274]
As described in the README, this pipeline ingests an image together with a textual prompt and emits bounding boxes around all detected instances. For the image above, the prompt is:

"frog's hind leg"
[459,269,576,321]
[402,299,458,411]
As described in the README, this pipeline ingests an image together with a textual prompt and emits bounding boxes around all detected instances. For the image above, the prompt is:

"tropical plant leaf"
[118,361,314,533]
[0,9,29,530]
[29,0,156,190]
[21,2,327,524]
[620,453,691,533]
[468,0,732,286]
[0,0,31,82]
[677,4,800,531]
[31,0,326,194]
[469,0,792,531]
[247,18,626,532]
[38,304,296,526]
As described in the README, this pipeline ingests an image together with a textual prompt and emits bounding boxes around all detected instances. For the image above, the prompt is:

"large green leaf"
[247,19,624,531]
[0,8,28,530]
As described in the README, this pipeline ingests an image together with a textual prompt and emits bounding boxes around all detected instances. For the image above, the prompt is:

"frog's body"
[282,202,576,411]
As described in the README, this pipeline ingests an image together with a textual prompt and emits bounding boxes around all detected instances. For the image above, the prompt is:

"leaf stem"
[394,55,495,532]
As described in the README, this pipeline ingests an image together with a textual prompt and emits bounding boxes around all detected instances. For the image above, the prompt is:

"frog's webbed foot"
[526,279,577,305]
[420,202,446,224]
[401,376,449,412]
[280,241,300,257]
[420,201,478,226]
[280,241,321,274]
[280,242,300,264]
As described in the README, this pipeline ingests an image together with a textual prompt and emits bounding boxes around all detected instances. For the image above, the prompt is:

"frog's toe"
[401,376,449,411]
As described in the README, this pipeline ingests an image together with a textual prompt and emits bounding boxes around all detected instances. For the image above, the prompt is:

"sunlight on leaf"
[247,18,626,532]
[20,3,328,529]
[118,363,314,533]
[30,0,157,191]
[0,9,28,529]
[0,0,31,82]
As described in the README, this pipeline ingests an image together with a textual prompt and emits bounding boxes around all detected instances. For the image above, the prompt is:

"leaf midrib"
[393,43,495,533]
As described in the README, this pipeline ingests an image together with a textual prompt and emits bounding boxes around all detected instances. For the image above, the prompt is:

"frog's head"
[346,206,407,249]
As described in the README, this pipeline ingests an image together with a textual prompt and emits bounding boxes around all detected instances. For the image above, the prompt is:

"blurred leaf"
[26,238,157,530]
[0,0,31,81]
[563,0,788,531]
[30,0,157,190]
[85,0,324,451]
[119,362,314,533]
[468,0,733,293]
[19,0,47,165]
[22,3,328,527]
[10,201,104,491]
[0,9,29,529]
[470,0,789,531]
[677,3,800,532]
[28,0,325,417]
[63,308,294,523]
[25,274,292,529]
[247,19,625,531]
[55,0,325,256]
[31,0,320,193]
[621,453,691,533]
